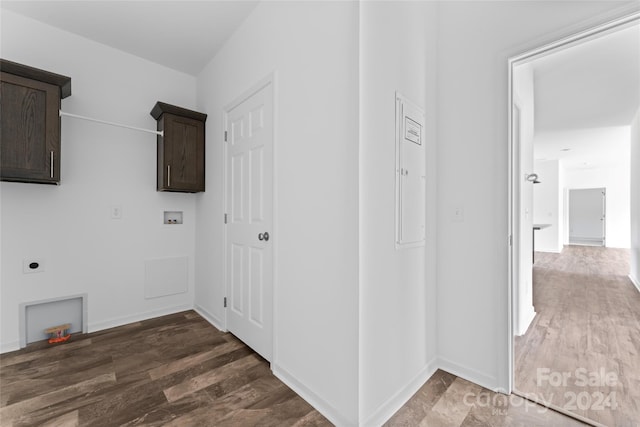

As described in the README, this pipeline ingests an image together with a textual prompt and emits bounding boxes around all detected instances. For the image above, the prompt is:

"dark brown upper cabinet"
[150,102,207,193]
[1,59,71,184]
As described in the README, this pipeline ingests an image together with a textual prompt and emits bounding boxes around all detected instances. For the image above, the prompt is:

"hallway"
[514,246,640,426]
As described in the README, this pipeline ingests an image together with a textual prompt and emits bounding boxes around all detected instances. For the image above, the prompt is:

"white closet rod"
[59,110,163,136]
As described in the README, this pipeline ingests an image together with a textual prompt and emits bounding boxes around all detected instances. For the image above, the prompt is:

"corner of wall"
[273,364,358,427]
[194,304,225,331]
[359,358,438,427]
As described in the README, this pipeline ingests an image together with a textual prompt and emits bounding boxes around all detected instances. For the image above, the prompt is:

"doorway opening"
[568,188,606,246]
[508,11,639,426]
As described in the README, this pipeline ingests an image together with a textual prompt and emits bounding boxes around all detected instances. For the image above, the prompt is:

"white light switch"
[453,206,464,223]
[111,205,122,219]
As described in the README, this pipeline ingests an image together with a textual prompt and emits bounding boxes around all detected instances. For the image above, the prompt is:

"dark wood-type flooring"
[0,312,329,427]
[2,309,592,426]
[514,246,640,426]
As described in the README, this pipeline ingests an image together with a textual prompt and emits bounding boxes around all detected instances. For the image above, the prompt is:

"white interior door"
[225,81,273,361]
[569,188,605,246]
[514,103,535,336]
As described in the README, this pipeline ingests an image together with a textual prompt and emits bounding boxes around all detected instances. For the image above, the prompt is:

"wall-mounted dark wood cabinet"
[150,102,207,193]
[1,59,71,184]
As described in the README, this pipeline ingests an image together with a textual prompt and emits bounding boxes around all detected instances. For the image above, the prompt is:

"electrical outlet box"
[23,259,45,274]
[164,211,183,224]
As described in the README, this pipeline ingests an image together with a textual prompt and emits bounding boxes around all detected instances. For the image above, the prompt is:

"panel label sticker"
[404,116,422,145]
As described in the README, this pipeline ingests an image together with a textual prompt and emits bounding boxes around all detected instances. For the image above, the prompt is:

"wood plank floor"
[2,310,591,426]
[0,312,330,427]
[385,369,586,427]
[514,245,640,426]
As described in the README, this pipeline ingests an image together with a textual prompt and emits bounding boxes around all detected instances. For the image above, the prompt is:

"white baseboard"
[0,340,20,354]
[194,304,225,331]
[535,247,562,254]
[437,356,500,393]
[273,363,356,427]
[515,305,536,336]
[629,274,640,293]
[361,358,438,427]
[88,303,192,333]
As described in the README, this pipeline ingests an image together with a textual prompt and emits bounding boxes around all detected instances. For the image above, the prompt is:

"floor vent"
[20,294,87,347]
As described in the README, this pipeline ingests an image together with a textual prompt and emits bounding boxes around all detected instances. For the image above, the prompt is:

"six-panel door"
[225,83,273,362]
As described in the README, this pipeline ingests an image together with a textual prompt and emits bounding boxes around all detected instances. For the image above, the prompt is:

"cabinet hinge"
[224,297,227,308]
[224,131,228,142]
[224,213,228,224]
[509,235,512,246]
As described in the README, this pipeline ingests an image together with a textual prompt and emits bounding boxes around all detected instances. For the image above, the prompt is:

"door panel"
[250,147,264,222]
[250,247,264,325]
[231,153,245,222]
[231,243,244,314]
[225,82,273,361]
[164,114,204,191]
[1,73,60,183]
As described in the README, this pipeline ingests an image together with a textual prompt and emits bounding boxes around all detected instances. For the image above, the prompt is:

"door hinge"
[224,213,228,224]
[224,297,227,308]
[224,131,228,142]
[509,235,513,246]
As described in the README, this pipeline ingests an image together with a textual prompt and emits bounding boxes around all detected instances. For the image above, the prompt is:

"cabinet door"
[1,72,60,183]
[162,114,204,192]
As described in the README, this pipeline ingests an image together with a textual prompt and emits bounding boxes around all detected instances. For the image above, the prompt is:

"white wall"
[533,159,564,252]
[563,161,630,248]
[195,2,359,425]
[0,11,198,352]
[436,1,638,391]
[359,2,438,424]
[631,110,640,288]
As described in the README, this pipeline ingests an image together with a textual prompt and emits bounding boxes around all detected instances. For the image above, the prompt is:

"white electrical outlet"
[23,259,45,274]
[111,205,123,219]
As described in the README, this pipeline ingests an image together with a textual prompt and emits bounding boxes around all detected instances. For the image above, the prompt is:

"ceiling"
[534,127,630,170]
[533,23,640,132]
[1,1,259,76]
[532,22,640,170]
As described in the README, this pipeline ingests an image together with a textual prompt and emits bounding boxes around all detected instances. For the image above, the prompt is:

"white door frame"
[222,73,277,361]
[507,11,639,393]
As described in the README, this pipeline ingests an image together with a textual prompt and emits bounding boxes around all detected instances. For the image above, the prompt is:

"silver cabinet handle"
[167,165,171,187]
[50,151,54,178]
